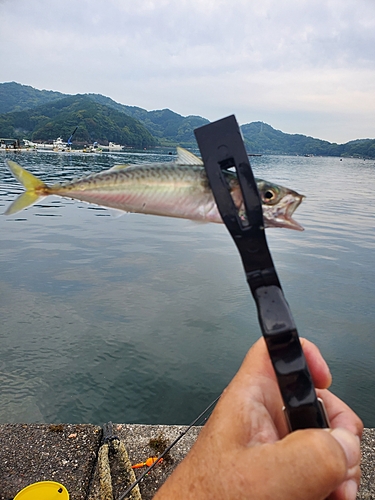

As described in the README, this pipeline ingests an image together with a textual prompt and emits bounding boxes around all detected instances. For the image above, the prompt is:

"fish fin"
[176,147,203,166]
[6,160,46,190]
[4,192,45,215]
[106,208,127,218]
[4,160,47,215]
[107,164,131,172]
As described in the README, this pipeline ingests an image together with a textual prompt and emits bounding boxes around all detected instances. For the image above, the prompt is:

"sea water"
[0,150,374,426]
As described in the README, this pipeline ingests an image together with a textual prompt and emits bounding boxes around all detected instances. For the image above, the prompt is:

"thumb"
[251,428,360,500]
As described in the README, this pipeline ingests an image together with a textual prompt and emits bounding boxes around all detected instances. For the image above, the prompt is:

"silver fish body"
[56,163,223,222]
[4,148,305,230]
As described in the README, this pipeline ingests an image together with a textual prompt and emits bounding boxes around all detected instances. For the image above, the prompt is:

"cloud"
[1,0,375,142]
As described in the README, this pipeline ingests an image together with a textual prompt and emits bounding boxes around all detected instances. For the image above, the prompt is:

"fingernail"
[342,479,358,500]
[329,427,361,469]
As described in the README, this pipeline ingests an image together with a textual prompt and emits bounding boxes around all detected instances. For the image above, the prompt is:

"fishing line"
[118,394,221,500]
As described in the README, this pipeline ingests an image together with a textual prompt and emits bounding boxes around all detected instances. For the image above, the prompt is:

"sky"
[1,0,375,144]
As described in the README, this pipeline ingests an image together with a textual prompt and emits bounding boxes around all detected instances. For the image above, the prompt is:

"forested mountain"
[0,82,208,147]
[241,122,375,157]
[241,122,333,155]
[0,94,156,148]
[87,94,209,145]
[0,82,65,114]
[1,82,375,157]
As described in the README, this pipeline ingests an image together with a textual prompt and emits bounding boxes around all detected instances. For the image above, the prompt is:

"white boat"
[53,137,71,152]
[37,143,54,150]
[24,139,53,150]
[108,142,123,151]
[23,139,37,149]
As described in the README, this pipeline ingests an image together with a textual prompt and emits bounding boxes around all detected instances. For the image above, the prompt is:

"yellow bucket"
[14,481,69,500]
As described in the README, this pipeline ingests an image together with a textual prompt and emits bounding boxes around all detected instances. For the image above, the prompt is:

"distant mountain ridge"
[240,122,375,157]
[0,82,208,147]
[1,82,375,157]
[0,82,66,114]
[0,93,156,148]
[86,93,209,145]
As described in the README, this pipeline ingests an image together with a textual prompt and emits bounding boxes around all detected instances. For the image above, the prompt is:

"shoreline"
[0,423,374,499]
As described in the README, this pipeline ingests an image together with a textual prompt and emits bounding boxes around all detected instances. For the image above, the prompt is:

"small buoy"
[14,481,69,500]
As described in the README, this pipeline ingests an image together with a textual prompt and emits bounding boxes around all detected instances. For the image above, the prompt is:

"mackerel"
[4,148,304,230]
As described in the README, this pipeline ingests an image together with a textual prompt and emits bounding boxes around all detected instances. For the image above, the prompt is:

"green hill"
[240,122,375,157]
[0,81,65,114]
[0,82,209,147]
[0,94,156,148]
[1,82,375,157]
[86,94,209,146]
[240,122,340,155]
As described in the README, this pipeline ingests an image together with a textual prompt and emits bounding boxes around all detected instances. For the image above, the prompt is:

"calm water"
[0,150,374,427]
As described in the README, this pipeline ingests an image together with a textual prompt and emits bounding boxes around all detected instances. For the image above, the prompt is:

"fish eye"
[263,189,276,203]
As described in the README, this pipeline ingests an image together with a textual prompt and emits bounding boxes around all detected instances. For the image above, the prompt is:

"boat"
[23,139,37,149]
[51,127,78,152]
[23,139,53,150]
[82,142,103,154]
[53,137,71,152]
[108,142,124,151]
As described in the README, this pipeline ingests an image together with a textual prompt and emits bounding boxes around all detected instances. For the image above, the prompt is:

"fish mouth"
[263,194,305,231]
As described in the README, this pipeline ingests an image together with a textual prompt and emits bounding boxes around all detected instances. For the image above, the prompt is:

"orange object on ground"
[132,456,163,469]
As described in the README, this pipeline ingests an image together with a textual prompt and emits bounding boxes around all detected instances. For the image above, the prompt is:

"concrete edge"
[0,424,373,499]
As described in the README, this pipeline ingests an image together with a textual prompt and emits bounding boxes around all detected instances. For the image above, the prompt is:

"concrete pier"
[0,424,373,499]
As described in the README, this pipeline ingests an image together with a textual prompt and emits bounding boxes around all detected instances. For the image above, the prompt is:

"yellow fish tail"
[5,160,48,215]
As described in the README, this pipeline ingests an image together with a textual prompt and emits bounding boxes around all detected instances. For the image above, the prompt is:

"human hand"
[154,338,363,500]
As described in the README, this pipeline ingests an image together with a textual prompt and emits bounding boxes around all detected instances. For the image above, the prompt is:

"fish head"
[256,180,305,231]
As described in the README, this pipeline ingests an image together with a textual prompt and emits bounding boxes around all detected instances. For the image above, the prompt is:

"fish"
[4,147,305,230]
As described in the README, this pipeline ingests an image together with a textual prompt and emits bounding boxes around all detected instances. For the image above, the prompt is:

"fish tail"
[4,160,48,215]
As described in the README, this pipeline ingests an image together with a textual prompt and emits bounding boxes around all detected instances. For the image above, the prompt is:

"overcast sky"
[1,0,374,143]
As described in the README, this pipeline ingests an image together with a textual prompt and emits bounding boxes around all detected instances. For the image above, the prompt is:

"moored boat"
[108,142,124,151]
[53,137,71,152]
[82,142,103,153]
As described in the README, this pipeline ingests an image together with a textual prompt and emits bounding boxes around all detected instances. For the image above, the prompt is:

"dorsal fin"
[176,147,203,166]
[107,164,131,172]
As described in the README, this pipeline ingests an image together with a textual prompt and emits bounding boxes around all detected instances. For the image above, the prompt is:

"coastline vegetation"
[1,82,374,157]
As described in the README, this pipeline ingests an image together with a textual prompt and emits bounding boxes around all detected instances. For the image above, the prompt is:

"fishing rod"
[117,395,220,500]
